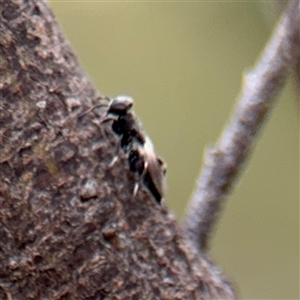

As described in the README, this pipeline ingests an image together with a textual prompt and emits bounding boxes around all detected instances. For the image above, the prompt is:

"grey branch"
[183,0,300,252]
[0,0,237,299]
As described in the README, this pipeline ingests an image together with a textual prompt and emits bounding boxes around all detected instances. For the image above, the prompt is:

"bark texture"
[0,1,237,299]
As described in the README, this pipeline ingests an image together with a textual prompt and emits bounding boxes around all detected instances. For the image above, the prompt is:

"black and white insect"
[99,95,167,203]
[102,96,145,157]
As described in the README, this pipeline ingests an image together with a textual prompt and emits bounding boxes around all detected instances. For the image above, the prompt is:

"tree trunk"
[0,1,237,299]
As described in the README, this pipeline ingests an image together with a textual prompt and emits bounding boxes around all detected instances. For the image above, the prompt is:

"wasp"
[102,96,145,155]
[102,96,167,203]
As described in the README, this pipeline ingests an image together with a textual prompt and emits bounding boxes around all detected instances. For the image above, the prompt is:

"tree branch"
[0,0,237,299]
[183,0,300,252]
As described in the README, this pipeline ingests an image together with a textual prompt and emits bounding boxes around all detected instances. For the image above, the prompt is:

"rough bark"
[0,1,237,299]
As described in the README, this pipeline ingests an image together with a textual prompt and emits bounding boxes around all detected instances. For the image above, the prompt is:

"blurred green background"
[49,1,298,299]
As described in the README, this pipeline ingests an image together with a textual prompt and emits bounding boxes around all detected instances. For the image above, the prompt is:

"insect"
[102,96,146,156]
[79,95,144,155]
[79,95,166,203]
[102,95,167,203]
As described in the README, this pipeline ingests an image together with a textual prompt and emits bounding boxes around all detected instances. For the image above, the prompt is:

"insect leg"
[109,139,121,167]
[133,160,148,196]
[129,150,146,196]
[78,101,108,119]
